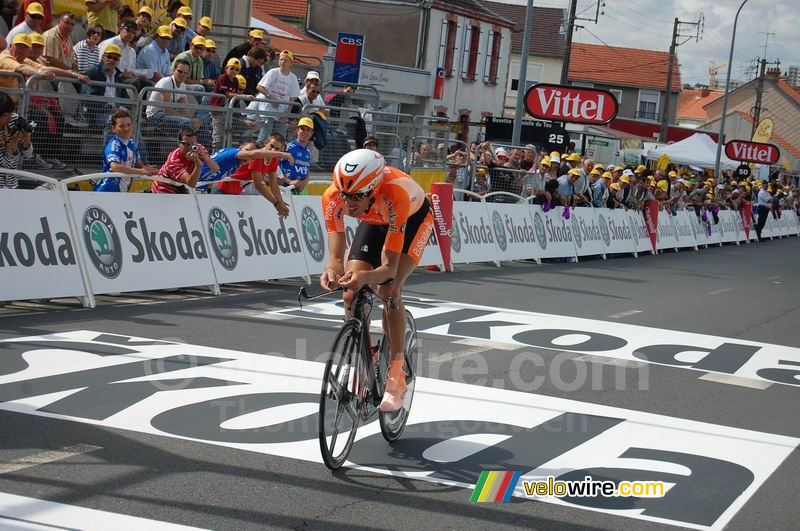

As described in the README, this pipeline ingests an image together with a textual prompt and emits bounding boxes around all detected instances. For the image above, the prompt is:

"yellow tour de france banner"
[751,118,774,144]
[53,0,188,22]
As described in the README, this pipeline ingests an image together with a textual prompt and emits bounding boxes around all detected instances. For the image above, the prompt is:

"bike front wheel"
[319,319,362,470]
[379,310,419,442]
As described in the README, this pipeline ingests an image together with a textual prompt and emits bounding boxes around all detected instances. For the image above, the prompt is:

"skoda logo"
[533,212,547,250]
[717,220,724,237]
[301,206,325,262]
[83,206,122,279]
[492,211,507,252]
[208,207,237,271]
[629,217,639,246]
[690,218,698,239]
[450,214,462,253]
[598,214,611,248]
[570,215,582,248]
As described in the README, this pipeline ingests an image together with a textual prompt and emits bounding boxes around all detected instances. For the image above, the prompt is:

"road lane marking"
[708,288,733,295]
[0,444,102,475]
[429,347,491,363]
[698,373,773,390]
[606,310,642,319]
[452,338,520,351]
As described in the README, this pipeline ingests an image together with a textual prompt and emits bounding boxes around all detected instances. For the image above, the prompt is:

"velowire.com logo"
[208,207,238,271]
[83,206,122,279]
[492,210,507,251]
[301,207,325,262]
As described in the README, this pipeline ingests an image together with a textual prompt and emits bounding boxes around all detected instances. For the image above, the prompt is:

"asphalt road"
[0,237,798,530]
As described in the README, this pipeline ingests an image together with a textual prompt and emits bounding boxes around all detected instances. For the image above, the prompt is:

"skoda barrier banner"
[628,210,652,254]
[68,192,217,294]
[0,189,86,301]
[197,196,309,284]
[289,196,328,276]
[718,210,741,244]
[528,205,577,259]
[655,209,680,252]
[449,201,501,264]
[593,208,636,255]
[485,203,540,261]
[672,211,699,250]
[567,207,607,258]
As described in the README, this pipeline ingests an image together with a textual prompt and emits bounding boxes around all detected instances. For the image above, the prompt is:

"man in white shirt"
[99,20,149,86]
[755,181,773,241]
[254,49,300,145]
[146,58,201,136]
[6,2,44,42]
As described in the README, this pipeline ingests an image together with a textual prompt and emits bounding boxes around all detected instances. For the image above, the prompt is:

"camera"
[191,144,199,152]
[13,115,36,134]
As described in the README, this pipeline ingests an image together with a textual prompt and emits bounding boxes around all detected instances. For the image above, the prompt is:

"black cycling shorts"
[348,199,432,268]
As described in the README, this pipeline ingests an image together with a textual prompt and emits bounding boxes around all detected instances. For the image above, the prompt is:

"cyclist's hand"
[320,269,340,290]
[337,271,364,290]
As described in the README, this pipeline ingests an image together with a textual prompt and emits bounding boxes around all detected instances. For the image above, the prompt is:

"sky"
[494,0,800,87]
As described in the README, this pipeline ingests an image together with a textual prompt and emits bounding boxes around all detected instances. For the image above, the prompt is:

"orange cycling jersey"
[322,166,426,254]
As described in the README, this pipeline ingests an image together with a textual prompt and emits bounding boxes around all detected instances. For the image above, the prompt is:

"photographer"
[151,128,218,193]
[0,91,33,188]
[445,148,471,201]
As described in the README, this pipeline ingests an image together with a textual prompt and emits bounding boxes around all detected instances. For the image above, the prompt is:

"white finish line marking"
[429,347,491,363]
[606,310,642,319]
[0,444,102,475]
[699,373,773,390]
[708,288,733,295]
[0,492,204,530]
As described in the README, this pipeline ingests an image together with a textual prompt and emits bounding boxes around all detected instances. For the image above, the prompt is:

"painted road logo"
[83,206,122,279]
[533,212,547,250]
[492,211,507,252]
[301,207,325,262]
[208,207,237,271]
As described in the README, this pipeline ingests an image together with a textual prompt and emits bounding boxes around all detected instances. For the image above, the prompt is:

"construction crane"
[708,62,726,90]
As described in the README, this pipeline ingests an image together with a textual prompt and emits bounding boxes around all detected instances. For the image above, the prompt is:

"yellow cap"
[593,163,604,170]
[635,164,647,173]
[199,16,213,29]
[706,193,714,199]
[204,39,216,49]
[550,151,560,159]
[647,176,656,183]
[12,33,31,47]
[177,6,193,17]
[156,25,173,38]
[568,168,581,176]
[610,183,621,191]
[613,165,624,171]
[730,180,738,186]
[279,50,294,62]
[26,2,44,15]
[668,171,677,177]
[566,153,581,162]
[602,171,612,179]
[28,32,45,46]
[173,17,188,28]
[138,6,154,18]
[226,58,242,69]
[103,43,122,56]
[235,74,247,88]
[619,175,630,184]
[249,29,266,40]
[191,35,207,47]
[297,116,314,129]
[590,169,601,176]
[657,179,668,192]
[540,156,551,166]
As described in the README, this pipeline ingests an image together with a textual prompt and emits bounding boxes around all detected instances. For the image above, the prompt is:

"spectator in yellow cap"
[133,6,154,51]
[280,116,314,193]
[209,57,248,152]
[167,17,189,58]
[7,2,46,43]
[172,35,211,91]
[85,0,118,40]
[224,27,270,69]
[634,164,647,175]
[253,49,300,144]
[136,25,172,82]
[202,38,221,82]
[197,16,213,38]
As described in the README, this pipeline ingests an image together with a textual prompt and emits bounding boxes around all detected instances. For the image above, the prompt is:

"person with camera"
[445,148,471,201]
[0,91,34,188]
[151,127,218,194]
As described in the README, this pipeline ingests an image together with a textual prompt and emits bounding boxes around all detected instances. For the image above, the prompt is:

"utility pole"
[560,0,578,84]
[757,31,775,60]
[751,58,781,137]
[659,14,703,142]
[512,0,534,146]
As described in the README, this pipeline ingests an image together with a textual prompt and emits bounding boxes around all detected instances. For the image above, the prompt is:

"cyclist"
[320,149,433,412]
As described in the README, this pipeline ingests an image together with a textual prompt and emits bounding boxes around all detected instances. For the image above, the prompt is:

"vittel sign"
[724,140,780,165]
[524,83,619,125]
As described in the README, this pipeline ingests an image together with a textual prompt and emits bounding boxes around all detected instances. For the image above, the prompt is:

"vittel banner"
[0,189,86,301]
[197,196,309,284]
[528,205,577,259]
[68,192,217,294]
[485,203,541,261]
[567,207,607,258]
[449,202,501,264]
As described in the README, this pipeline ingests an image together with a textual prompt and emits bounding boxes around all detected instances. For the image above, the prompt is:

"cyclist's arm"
[356,249,400,286]
[321,231,346,289]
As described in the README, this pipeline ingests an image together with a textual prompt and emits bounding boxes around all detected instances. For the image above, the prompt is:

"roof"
[677,88,723,121]
[777,78,800,106]
[480,2,565,57]
[736,111,800,159]
[252,0,307,19]
[568,42,681,92]
[250,12,329,61]
[432,0,514,28]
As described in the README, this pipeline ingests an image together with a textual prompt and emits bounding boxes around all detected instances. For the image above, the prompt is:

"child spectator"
[209,57,243,152]
[94,108,158,192]
[279,116,313,194]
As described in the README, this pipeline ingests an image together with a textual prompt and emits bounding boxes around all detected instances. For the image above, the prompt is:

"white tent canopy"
[646,133,739,170]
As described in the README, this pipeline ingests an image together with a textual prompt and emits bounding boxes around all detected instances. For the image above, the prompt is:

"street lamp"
[713,0,750,179]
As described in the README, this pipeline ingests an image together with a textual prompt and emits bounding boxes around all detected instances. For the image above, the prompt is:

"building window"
[609,89,622,103]
[509,60,543,93]
[484,30,501,84]
[462,24,481,80]
[637,89,660,120]
[443,19,458,78]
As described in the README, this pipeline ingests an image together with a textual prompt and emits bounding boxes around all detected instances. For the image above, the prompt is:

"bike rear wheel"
[379,310,419,442]
[319,320,362,470]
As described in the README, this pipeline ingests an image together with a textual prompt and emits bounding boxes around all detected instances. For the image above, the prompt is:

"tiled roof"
[568,42,681,92]
[251,12,329,62]
[736,111,800,159]
[252,0,307,19]
[480,2,565,57]
[777,78,800,106]
[677,88,722,121]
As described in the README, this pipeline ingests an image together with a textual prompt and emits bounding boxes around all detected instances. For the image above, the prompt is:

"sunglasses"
[179,141,198,149]
[29,14,43,20]
[339,190,370,201]
[227,66,240,71]
[175,69,189,75]
[106,55,120,61]
[89,31,102,36]
[266,142,283,150]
